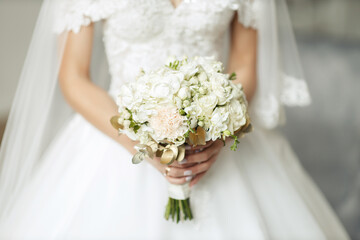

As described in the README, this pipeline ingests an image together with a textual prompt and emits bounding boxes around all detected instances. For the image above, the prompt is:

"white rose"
[167,73,182,93]
[151,82,170,98]
[197,94,218,115]
[229,99,247,130]
[180,61,199,79]
[210,73,229,87]
[213,87,229,105]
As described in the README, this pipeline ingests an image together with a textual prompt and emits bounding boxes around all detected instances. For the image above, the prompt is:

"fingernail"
[185,176,192,182]
[185,145,192,150]
[179,158,187,164]
[184,170,192,176]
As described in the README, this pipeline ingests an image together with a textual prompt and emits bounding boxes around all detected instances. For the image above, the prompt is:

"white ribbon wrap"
[167,182,191,200]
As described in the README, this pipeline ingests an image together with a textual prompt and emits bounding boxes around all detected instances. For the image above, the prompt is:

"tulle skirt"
[0,114,349,239]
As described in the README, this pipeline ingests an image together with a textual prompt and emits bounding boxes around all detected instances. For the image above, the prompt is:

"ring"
[163,167,170,177]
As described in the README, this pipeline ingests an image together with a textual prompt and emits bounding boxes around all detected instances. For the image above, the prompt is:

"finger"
[185,140,214,151]
[167,154,218,178]
[165,175,192,185]
[190,172,206,187]
[185,140,222,164]
[170,161,197,168]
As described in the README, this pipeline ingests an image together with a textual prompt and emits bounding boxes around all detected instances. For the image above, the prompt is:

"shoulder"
[53,0,126,34]
[235,0,266,29]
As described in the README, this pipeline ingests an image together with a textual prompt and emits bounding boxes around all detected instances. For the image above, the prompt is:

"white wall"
[0,0,42,118]
[288,0,360,41]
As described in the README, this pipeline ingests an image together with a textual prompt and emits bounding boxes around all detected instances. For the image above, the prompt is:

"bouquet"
[111,56,252,222]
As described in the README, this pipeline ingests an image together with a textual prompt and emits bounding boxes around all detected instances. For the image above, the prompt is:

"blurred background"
[0,0,359,238]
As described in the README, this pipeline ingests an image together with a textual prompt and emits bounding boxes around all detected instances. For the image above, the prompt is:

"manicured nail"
[185,176,192,182]
[179,158,187,164]
[184,170,192,176]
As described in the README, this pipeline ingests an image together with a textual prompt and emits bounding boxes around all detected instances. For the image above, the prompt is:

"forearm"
[60,78,137,155]
[227,57,257,102]
[226,15,258,103]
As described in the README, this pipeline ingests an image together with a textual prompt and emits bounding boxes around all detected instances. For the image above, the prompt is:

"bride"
[0,0,350,239]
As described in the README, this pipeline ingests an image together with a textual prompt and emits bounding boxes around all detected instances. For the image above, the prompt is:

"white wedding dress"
[0,0,350,239]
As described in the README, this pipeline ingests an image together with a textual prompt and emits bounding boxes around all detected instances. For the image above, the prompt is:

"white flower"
[208,107,229,141]
[151,82,171,98]
[178,87,190,100]
[198,71,208,82]
[229,99,247,131]
[180,61,199,79]
[190,118,198,128]
[123,111,131,119]
[199,87,207,95]
[189,76,199,85]
[197,94,218,116]
[118,85,134,108]
[150,72,183,99]
[123,120,131,129]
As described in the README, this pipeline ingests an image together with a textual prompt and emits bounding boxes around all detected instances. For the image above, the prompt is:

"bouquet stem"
[164,197,193,223]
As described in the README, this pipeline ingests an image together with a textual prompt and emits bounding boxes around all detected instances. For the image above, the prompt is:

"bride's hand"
[163,139,229,187]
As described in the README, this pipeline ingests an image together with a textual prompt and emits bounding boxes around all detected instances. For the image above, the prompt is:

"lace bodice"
[54,0,260,96]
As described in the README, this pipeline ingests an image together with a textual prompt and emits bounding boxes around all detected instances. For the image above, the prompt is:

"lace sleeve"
[236,0,261,29]
[53,0,119,34]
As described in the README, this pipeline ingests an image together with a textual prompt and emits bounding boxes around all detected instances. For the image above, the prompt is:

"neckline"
[169,0,184,10]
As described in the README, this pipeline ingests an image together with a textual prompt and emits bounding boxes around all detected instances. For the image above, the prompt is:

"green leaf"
[133,125,140,134]
[229,72,237,81]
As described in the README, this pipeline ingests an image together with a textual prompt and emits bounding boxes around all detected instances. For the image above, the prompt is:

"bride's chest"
[103,0,237,42]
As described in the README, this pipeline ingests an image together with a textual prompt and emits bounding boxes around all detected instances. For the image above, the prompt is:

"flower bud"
[179,109,186,116]
[183,100,190,107]
[223,130,231,137]
[190,118,197,128]
[198,121,204,127]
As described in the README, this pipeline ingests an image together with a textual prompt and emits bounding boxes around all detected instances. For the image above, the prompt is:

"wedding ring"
[163,167,171,177]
